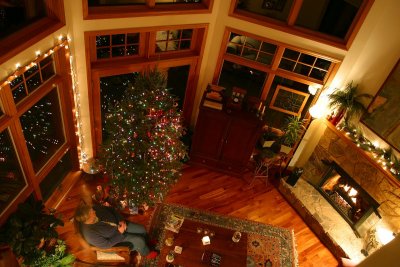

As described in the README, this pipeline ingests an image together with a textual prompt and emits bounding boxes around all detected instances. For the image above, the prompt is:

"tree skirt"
[142,203,298,267]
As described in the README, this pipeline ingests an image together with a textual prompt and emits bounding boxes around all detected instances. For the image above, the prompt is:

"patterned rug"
[142,203,298,267]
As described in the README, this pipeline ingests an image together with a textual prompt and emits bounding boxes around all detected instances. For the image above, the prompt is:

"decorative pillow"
[96,251,125,261]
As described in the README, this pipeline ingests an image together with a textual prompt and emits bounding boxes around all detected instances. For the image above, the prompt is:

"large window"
[20,87,65,173]
[0,128,27,218]
[214,28,340,130]
[0,0,47,40]
[87,25,206,148]
[218,60,267,97]
[0,46,78,223]
[84,0,213,19]
[0,0,65,62]
[230,0,373,48]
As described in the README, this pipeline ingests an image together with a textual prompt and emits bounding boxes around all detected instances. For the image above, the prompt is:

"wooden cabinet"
[190,106,263,176]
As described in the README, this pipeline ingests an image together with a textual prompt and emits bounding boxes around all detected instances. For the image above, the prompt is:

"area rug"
[142,203,298,267]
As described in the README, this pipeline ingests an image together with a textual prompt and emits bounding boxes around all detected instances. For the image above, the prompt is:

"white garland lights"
[336,121,400,179]
[0,35,87,168]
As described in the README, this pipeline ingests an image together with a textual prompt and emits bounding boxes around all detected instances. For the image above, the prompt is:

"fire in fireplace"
[317,160,380,237]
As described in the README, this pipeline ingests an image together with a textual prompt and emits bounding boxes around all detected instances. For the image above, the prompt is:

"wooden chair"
[74,221,133,266]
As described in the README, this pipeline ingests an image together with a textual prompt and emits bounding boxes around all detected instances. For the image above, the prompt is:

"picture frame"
[362,59,400,152]
[269,85,310,116]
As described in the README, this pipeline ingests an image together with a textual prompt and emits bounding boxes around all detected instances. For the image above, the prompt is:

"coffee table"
[158,219,247,267]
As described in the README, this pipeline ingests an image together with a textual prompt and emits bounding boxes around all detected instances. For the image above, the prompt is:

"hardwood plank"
[55,165,338,266]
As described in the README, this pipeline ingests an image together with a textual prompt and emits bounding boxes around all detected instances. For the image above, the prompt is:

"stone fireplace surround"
[278,120,400,263]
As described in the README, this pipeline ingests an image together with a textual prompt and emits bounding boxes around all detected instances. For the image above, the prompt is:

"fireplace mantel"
[279,120,400,261]
[324,120,400,188]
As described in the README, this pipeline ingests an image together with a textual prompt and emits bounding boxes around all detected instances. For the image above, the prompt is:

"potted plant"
[280,115,308,154]
[0,200,75,267]
[328,82,372,125]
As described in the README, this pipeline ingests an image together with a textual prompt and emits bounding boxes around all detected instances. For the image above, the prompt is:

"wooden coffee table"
[158,219,247,267]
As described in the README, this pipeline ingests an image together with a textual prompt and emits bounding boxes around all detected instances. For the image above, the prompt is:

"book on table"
[201,250,222,267]
[164,214,184,233]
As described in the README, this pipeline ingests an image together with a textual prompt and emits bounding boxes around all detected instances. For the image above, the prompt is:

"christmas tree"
[98,69,187,207]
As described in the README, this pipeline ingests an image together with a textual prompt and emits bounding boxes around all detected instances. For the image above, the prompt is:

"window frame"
[214,28,341,96]
[0,45,79,223]
[85,25,208,153]
[82,0,214,20]
[229,0,374,49]
[0,0,65,63]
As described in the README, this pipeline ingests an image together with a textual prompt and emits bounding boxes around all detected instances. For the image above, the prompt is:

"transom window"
[156,29,193,52]
[9,55,55,104]
[226,32,277,66]
[279,49,332,82]
[231,0,373,48]
[88,0,202,6]
[90,26,204,62]
[84,0,213,19]
[96,33,140,59]
[0,0,47,40]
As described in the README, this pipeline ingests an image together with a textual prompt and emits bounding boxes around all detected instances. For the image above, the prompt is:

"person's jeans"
[123,222,150,256]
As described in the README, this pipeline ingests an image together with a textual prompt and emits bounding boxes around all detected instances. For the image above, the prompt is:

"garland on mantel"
[336,121,400,179]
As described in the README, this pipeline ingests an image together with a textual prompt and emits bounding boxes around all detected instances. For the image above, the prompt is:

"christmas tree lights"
[98,69,187,206]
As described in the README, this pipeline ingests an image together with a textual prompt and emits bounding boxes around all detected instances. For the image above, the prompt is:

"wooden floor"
[56,165,338,267]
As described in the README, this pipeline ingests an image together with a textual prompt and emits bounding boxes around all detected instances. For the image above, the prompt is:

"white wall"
[292,0,400,167]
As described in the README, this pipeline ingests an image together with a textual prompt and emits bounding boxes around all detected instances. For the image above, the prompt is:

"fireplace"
[317,160,381,237]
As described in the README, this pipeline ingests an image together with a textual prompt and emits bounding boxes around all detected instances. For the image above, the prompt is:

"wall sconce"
[308,85,321,95]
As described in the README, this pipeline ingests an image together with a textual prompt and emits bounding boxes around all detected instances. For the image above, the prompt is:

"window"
[39,150,73,201]
[0,0,47,40]
[20,87,65,173]
[218,60,267,97]
[231,0,373,48]
[0,0,65,62]
[100,72,139,141]
[214,28,340,131]
[0,46,78,222]
[87,26,206,148]
[279,48,332,82]
[156,29,193,52]
[89,26,204,61]
[226,32,277,65]
[96,33,140,59]
[0,128,27,218]
[84,0,213,20]
[9,55,55,104]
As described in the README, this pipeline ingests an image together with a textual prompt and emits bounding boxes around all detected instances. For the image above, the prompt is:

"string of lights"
[336,121,400,179]
[0,35,86,169]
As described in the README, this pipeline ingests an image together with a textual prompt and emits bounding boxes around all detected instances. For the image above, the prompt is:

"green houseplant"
[280,115,307,153]
[328,82,373,124]
[0,200,75,267]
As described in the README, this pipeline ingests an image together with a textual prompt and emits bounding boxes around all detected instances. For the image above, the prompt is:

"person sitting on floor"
[74,203,158,260]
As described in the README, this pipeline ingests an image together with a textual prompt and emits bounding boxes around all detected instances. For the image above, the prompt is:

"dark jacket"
[81,205,125,248]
